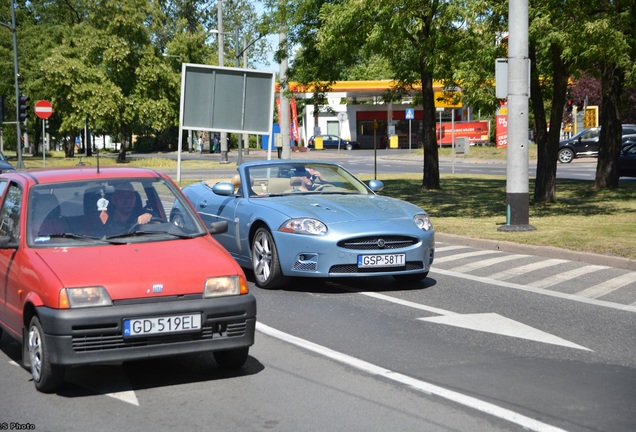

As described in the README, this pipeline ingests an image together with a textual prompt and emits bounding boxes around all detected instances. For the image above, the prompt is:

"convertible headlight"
[279,218,327,235]
[59,287,112,309]
[414,214,433,231]
[204,275,249,298]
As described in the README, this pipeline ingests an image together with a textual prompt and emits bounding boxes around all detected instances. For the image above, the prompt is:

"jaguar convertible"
[175,160,435,289]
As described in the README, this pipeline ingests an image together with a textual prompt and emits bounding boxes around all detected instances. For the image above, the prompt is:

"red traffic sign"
[34,100,53,119]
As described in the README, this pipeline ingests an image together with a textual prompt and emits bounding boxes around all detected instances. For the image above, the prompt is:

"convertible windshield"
[28,178,207,247]
[245,163,371,197]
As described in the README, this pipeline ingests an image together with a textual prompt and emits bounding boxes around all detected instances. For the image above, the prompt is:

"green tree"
[586,1,635,189]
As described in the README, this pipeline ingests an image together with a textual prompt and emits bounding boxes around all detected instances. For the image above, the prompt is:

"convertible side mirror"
[209,220,228,235]
[0,235,14,248]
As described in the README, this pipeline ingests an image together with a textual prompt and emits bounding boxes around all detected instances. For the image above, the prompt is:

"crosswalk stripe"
[488,259,569,281]
[452,254,528,273]
[529,265,609,289]
[434,245,468,253]
[434,250,501,264]
[575,272,636,299]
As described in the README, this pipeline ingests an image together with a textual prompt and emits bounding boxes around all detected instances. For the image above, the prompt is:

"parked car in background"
[0,167,256,392]
[622,134,636,151]
[0,151,16,174]
[176,160,435,289]
[619,143,636,178]
[558,124,636,163]
[307,134,358,150]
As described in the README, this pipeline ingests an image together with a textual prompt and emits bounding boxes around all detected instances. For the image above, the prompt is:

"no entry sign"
[34,100,53,119]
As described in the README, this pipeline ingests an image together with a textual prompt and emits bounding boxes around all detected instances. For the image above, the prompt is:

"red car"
[0,167,256,392]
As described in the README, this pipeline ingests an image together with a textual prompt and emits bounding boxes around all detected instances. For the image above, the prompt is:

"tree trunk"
[117,126,128,162]
[532,43,568,203]
[420,66,440,190]
[594,62,623,189]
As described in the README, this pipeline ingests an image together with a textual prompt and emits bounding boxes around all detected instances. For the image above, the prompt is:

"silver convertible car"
[175,160,435,289]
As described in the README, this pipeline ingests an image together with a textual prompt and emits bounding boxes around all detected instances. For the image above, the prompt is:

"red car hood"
[34,237,243,301]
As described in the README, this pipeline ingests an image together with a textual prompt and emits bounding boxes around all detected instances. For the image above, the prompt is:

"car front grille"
[71,320,248,352]
[329,261,424,274]
[337,235,418,251]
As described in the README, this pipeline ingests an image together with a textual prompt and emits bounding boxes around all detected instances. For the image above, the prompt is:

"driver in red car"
[100,182,152,234]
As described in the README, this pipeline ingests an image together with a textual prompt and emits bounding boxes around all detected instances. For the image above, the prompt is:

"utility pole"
[498,0,535,232]
[3,0,26,169]
[217,0,229,164]
[279,29,291,159]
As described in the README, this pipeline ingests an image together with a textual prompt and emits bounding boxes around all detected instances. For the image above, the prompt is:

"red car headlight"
[59,287,112,309]
[204,275,249,298]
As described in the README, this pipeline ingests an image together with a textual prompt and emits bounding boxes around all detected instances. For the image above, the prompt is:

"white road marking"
[433,250,502,264]
[419,313,591,350]
[432,268,636,313]
[434,245,469,253]
[256,322,568,432]
[9,360,138,405]
[452,253,527,273]
[529,265,609,289]
[488,258,569,280]
[575,272,636,299]
[358,291,590,351]
[67,365,139,406]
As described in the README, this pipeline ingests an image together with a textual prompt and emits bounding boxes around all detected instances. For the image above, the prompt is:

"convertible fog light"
[204,275,249,298]
[60,287,112,309]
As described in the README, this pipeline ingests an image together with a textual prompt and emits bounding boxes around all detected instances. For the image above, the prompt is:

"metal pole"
[235,26,243,166]
[218,1,229,164]
[42,119,46,167]
[451,109,455,174]
[11,1,24,169]
[499,0,534,231]
[242,36,249,156]
[279,31,291,159]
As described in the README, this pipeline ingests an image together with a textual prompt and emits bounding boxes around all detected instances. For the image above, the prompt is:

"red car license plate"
[123,314,202,337]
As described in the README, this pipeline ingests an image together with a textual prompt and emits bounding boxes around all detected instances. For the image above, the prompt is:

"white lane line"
[575,272,636,299]
[432,268,636,313]
[434,250,502,264]
[257,322,568,432]
[452,254,527,273]
[488,259,569,281]
[529,265,609,289]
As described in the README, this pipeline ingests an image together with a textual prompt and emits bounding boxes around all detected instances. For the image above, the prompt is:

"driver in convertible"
[296,167,327,192]
[102,182,152,234]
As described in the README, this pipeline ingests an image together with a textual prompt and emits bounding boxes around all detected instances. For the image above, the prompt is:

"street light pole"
[217,1,229,164]
[6,1,25,169]
[210,23,266,165]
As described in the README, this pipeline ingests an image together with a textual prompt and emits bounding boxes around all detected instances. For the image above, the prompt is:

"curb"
[436,233,636,271]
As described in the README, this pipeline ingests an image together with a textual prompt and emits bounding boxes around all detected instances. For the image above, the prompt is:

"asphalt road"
[1,237,634,431]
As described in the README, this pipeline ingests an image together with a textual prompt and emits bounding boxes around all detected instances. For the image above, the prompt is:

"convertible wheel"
[28,316,65,393]
[345,143,353,151]
[171,211,185,228]
[213,347,249,369]
[252,227,287,289]
[558,148,574,163]
[393,271,429,283]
